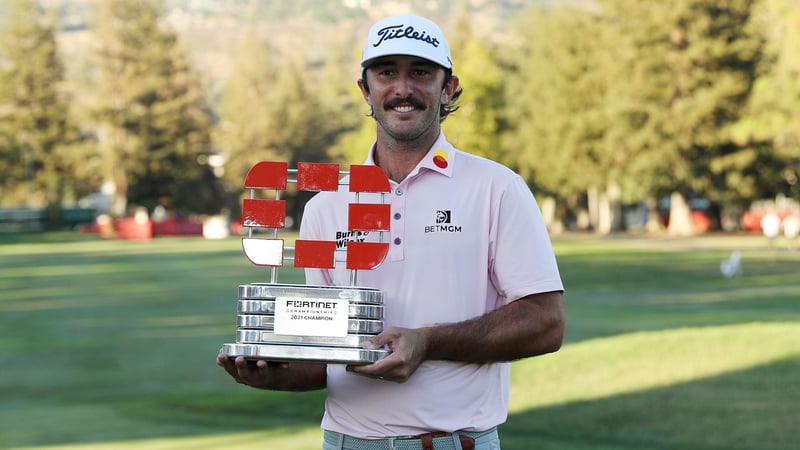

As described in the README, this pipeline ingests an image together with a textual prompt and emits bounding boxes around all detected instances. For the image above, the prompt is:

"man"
[218,13,565,450]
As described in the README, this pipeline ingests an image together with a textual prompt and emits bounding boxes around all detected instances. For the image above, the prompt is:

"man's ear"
[358,78,370,103]
[441,75,460,104]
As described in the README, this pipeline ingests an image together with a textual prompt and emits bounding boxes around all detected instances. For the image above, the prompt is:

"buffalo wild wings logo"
[335,230,369,249]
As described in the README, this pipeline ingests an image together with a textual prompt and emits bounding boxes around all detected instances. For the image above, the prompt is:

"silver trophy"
[222,162,391,364]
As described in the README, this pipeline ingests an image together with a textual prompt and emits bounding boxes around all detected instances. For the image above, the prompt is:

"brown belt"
[416,431,474,450]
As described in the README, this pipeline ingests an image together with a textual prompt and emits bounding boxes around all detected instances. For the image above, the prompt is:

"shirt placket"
[389,182,406,261]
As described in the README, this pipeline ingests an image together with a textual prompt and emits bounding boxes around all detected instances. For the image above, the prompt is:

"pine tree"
[89,0,219,216]
[0,0,74,221]
[506,0,765,234]
[603,0,765,234]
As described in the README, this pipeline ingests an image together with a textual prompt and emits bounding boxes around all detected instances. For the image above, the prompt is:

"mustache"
[384,96,426,111]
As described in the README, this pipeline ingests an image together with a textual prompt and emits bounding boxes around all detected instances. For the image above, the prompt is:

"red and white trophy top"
[240,161,391,285]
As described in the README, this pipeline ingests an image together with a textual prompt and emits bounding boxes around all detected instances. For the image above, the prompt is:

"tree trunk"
[667,191,694,236]
[110,124,128,217]
[540,196,563,233]
[597,182,623,235]
[645,197,664,233]
[587,185,599,232]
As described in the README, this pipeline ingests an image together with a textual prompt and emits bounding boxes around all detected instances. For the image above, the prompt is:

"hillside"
[35,0,537,100]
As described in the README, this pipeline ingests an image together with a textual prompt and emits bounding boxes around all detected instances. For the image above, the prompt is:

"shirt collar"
[362,133,455,180]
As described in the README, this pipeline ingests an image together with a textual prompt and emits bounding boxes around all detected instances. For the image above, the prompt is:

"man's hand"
[346,326,429,383]
[216,352,327,391]
[216,353,283,388]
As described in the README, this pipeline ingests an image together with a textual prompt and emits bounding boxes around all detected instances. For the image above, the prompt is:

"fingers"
[235,356,278,387]
[217,351,242,380]
[365,330,391,349]
[347,351,411,382]
[218,350,293,389]
[349,347,406,382]
[234,356,254,383]
[346,361,390,380]
[216,350,261,386]
[349,326,428,383]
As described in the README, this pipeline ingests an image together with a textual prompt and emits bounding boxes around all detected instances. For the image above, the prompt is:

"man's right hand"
[216,351,327,391]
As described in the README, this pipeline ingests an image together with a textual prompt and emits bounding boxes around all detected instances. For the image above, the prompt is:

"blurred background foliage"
[0,0,797,233]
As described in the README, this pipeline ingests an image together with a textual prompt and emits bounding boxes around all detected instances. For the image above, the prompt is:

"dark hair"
[360,68,463,123]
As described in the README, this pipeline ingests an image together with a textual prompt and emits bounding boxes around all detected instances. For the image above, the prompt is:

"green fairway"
[1,233,798,449]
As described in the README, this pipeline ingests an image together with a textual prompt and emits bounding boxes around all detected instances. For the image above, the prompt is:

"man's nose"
[392,74,414,96]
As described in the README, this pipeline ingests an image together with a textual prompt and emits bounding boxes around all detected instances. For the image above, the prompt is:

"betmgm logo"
[425,210,461,233]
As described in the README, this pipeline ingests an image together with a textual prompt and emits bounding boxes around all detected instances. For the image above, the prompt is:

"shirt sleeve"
[489,176,564,302]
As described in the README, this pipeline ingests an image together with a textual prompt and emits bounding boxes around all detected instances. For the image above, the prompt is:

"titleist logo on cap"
[372,24,440,49]
[361,14,452,69]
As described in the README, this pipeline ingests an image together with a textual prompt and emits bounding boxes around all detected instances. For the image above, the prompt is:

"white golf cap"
[361,14,452,69]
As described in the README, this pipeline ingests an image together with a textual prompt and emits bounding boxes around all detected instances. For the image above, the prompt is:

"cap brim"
[361,54,451,69]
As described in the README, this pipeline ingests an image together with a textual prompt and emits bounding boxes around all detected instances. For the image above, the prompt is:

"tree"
[506,0,766,234]
[604,0,765,234]
[503,5,618,232]
[732,0,800,202]
[327,70,376,166]
[0,0,80,225]
[443,12,506,162]
[270,57,346,225]
[322,35,377,166]
[89,0,220,216]
[670,0,763,232]
[316,31,365,159]
[216,30,284,186]
[217,31,355,225]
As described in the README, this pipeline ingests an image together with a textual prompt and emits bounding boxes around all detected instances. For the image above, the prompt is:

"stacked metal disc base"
[222,283,389,365]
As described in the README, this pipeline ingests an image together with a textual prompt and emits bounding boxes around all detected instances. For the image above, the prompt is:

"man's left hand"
[346,326,428,382]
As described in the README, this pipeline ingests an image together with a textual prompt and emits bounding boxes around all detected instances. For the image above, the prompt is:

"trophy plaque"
[221,161,392,364]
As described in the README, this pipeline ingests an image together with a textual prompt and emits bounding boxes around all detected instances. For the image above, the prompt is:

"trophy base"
[222,343,388,365]
[223,283,388,365]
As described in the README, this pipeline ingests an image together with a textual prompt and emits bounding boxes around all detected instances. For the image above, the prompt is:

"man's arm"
[217,354,327,391]
[348,291,565,382]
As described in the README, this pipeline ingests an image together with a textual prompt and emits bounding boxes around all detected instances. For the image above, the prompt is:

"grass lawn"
[0,232,797,449]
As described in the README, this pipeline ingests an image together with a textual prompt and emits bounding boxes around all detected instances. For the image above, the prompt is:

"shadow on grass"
[120,389,328,431]
[501,357,799,450]
[558,249,800,343]
[6,358,797,450]
[0,388,329,449]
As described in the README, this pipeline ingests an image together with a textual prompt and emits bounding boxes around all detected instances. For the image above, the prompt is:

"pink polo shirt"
[299,133,563,438]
